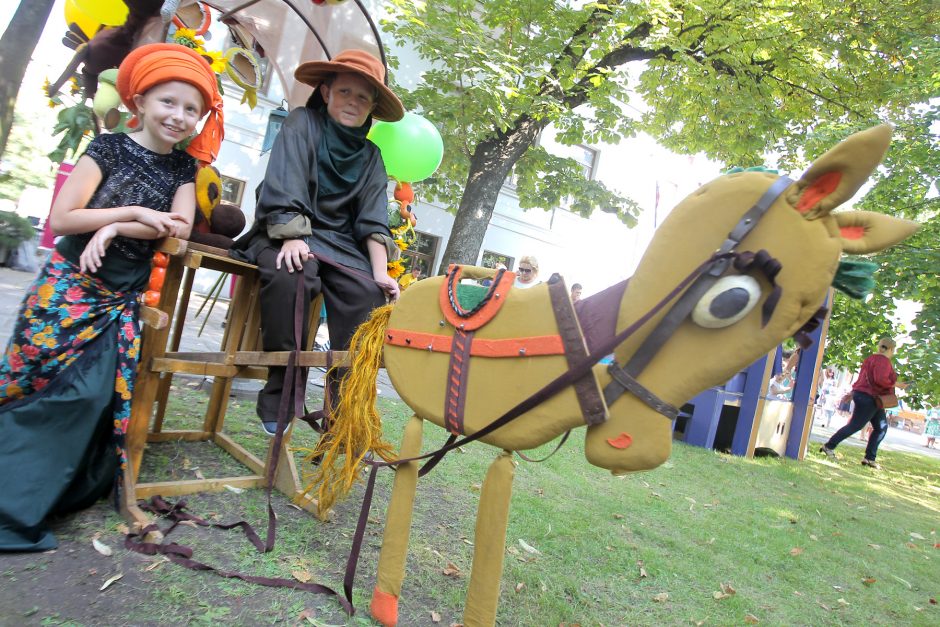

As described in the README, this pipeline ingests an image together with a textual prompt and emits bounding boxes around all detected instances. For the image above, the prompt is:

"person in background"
[398,261,424,290]
[514,255,539,289]
[820,338,910,469]
[769,372,793,400]
[570,282,582,303]
[923,415,939,449]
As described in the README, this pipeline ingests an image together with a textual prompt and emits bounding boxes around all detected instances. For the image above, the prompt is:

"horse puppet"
[302,125,918,626]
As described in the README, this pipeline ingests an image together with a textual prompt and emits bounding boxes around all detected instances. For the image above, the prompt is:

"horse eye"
[691,275,761,329]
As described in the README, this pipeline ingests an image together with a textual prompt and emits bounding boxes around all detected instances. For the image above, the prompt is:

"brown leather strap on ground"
[124,498,352,614]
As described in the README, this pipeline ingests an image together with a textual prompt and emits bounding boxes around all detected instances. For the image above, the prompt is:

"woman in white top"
[514,255,540,289]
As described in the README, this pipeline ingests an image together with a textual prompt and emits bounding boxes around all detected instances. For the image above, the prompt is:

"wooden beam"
[139,306,169,330]
[147,430,212,442]
[134,475,265,498]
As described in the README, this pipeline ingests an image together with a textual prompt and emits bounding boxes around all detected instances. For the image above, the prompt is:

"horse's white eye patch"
[692,275,761,329]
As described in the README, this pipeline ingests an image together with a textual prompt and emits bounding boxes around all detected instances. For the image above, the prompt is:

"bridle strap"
[604,176,794,411]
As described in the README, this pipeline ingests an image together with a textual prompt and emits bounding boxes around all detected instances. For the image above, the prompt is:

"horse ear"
[787,125,893,219]
[834,210,920,254]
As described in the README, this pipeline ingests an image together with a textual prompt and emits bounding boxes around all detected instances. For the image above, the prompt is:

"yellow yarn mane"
[297,304,397,518]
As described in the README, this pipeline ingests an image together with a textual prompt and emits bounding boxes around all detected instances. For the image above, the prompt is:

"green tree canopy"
[384,0,938,404]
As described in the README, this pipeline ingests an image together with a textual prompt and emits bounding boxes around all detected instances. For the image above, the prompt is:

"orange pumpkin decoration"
[394,181,414,205]
[142,290,161,307]
[148,266,166,291]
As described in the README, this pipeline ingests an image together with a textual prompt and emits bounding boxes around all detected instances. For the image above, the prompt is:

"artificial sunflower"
[202,49,227,73]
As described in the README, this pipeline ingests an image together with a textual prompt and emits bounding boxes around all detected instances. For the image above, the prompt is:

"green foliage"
[48,101,95,164]
[383,0,938,395]
[0,209,36,249]
[0,110,55,202]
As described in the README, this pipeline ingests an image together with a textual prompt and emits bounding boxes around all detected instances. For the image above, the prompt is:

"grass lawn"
[1,380,937,626]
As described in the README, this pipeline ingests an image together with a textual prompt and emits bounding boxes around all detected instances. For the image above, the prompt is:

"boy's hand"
[277,239,310,273]
[80,223,119,274]
[374,272,400,302]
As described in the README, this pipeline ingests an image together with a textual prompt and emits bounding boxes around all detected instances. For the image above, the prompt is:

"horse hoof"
[370,586,399,627]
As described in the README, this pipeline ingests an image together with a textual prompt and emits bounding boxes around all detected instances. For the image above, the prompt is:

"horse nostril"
[606,433,633,449]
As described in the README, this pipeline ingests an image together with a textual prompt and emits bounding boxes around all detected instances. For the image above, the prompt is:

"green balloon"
[368,112,443,183]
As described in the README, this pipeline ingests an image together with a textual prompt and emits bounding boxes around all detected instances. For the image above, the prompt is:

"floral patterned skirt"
[0,251,140,551]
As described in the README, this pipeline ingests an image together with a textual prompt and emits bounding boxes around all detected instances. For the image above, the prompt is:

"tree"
[0,109,56,202]
[383,0,938,403]
[0,0,56,161]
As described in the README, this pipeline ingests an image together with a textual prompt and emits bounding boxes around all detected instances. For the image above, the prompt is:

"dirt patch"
[0,475,472,626]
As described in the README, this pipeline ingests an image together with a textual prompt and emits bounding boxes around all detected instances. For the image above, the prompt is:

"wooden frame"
[123,238,350,535]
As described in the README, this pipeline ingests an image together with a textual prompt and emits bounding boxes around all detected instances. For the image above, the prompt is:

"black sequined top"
[56,133,196,290]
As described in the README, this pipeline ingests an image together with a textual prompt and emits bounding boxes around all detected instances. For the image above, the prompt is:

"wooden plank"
[134,475,265,498]
[139,306,168,330]
[214,432,265,474]
[156,237,188,256]
[150,357,239,377]
[147,430,212,442]
[233,351,353,367]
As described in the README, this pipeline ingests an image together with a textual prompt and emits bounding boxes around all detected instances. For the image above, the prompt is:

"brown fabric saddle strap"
[547,274,608,426]
[443,328,474,435]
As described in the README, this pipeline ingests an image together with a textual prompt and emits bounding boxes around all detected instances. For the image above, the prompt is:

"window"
[401,231,440,277]
[481,250,514,271]
[220,175,246,206]
[556,144,599,180]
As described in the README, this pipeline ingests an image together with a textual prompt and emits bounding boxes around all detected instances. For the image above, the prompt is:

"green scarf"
[316,108,371,198]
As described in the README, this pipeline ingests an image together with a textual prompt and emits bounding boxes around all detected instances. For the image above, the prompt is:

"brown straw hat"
[294,49,404,122]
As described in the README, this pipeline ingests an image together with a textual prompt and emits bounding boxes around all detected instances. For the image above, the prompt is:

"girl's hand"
[80,223,118,274]
[135,207,190,238]
[374,272,400,303]
[276,239,310,273]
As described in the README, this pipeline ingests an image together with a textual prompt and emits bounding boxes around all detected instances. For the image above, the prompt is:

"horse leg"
[463,450,515,627]
[370,414,424,627]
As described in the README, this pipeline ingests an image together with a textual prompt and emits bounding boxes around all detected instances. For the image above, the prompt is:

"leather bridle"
[602,176,795,420]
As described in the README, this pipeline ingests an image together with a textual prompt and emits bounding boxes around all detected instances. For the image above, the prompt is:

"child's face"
[133,81,205,151]
[320,73,376,128]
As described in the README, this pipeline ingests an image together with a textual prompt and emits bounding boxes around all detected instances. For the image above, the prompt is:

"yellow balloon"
[63,0,102,38]
[73,0,128,26]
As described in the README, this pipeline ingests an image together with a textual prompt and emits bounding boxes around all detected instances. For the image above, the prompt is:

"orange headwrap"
[117,43,224,164]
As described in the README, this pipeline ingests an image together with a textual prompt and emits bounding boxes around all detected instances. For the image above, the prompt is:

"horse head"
[584,125,919,474]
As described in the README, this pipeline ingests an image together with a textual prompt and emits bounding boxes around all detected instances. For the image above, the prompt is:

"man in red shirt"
[820,338,909,469]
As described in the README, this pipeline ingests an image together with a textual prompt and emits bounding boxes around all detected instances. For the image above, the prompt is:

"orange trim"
[439,265,516,331]
[839,225,866,240]
[386,328,566,357]
[370,587,399,627]
[797,171,841,213]
[606,433,633,449]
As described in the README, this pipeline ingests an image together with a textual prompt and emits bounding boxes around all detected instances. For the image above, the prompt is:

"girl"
[0,43,223,551]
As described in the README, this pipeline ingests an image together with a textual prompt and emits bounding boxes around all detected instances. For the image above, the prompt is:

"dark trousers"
[825,391,888,461]
[255,247,386,421]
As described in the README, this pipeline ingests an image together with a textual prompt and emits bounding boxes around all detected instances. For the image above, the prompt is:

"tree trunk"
[438,120,542,274]
[0,0,56,161]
